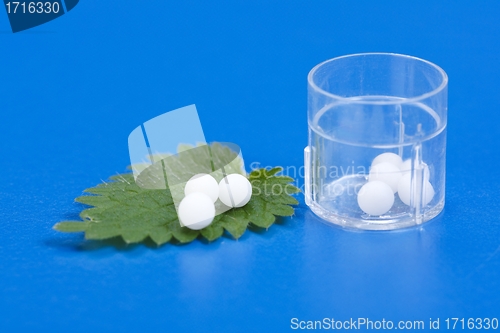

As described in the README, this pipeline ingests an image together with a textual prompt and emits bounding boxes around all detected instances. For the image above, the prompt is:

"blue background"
[1,1,499,332]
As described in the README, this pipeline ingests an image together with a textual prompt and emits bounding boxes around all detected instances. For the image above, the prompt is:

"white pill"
[371,152,403,169]
[368,162,402,193]
[397,173,435,206]
[219,174,252,208]
[357,181,394,216]
[178,192,215,230]
[400,159,430,181]
[184,173,219,203]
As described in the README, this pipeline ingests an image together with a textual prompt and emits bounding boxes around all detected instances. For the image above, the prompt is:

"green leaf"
[53,221,90,232]
[54,145,300,246]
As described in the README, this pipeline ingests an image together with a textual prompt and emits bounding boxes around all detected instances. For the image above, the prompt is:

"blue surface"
[1,1,500,332]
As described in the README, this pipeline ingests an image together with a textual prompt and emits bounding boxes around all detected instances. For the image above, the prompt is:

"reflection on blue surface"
[143,105,206,161]
[128,104,206,179]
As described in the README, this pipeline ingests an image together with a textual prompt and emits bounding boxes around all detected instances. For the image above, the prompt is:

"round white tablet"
[219,174,252,208]
[368,162,402,193]
[397,173,435,206]
[178,192,215,230]
[357,181,394,216]
[184,173,219,203]
[399,159,430,181]
[371,152,403,169]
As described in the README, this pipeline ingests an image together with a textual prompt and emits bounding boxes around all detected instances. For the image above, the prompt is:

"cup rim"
[308,52,448,105]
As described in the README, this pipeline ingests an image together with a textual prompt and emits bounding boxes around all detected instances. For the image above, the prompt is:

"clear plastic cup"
[304,53,448,230]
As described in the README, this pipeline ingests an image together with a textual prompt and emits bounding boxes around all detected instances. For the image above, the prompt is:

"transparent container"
[305,53,448,230]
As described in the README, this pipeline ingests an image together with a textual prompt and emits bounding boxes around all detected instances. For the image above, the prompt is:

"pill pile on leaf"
[54,167,300,245]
